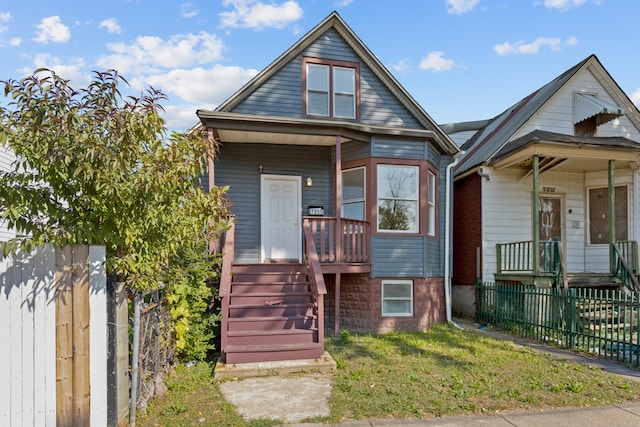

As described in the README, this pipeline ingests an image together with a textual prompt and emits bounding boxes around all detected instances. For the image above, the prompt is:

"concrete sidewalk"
[218,318,640,426]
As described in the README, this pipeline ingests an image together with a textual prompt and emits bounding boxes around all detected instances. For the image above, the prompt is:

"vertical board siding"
[233,28,422,129]
[0,246,57,427]
[89,246,108,427]
[0,245,107,427]
[216,143,333,263]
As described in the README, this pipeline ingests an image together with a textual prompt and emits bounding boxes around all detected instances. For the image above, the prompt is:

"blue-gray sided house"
[197,11,459,364]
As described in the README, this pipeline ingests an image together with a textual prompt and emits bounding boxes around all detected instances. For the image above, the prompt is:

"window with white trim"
[382,280,413,316]
[377,164,419,232]
[428,170,436,236]
[342,167,365,220]
[588,185,628,245]
[304,58,358,119]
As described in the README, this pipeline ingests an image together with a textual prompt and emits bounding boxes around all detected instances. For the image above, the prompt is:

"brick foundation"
[324,273,446,333]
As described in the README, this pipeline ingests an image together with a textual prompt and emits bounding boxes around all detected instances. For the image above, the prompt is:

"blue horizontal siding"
[214,143,333,263]
[233,28,422,128]
[371,235,425,277]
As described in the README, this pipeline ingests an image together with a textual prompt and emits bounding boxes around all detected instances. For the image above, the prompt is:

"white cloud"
[494,36,578,55]
[99,18,122,34]
[146,65,258,105]
[219,0,303,30]
[419,51,455,72]
[445,0,480,14]
[20,53,89,85]
[9,37,21,47]
[542,0,586,11]
[161,104,210,133]
[391,59,410,74]
[0,11,12,33]
[181,2,199,18]
[334,0,355,6]
[631,88,640,109]
[34,16,71,44]
[97,32,226,75]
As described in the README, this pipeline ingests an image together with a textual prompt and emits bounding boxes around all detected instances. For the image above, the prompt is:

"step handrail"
[304,225,326,349]
[612,242,640,293]
[219,216,236,298]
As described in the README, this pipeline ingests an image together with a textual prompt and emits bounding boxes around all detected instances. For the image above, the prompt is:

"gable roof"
[199,11,458,155]
[454,54,640,177]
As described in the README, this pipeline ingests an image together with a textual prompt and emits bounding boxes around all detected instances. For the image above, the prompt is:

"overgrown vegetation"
[140,324,640,426]
[0,69,229,361]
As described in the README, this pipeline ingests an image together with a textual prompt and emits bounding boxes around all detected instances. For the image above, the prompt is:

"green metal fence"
[475,282,640,368]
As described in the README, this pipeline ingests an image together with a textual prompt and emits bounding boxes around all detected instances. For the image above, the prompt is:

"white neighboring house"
[449,54,640,318]
[0,144,17,241]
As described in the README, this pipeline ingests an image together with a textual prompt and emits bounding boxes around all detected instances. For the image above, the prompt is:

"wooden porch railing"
[303,217,370,264]
[217,216,235,354]
[303,226,327,351]
[496,240,558,274]
[612,241,640,293]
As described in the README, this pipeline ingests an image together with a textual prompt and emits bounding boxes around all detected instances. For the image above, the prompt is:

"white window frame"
[382,280,413,317]
[333,66,356,119]
[377,164,419,233]
[586,184,629,246]
[306,63,330,117]
[341,166,366,220]
[427,170,436,236]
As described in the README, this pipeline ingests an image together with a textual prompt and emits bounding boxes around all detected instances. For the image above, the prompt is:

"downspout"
[129,292,141,427]
[445,152,464,328]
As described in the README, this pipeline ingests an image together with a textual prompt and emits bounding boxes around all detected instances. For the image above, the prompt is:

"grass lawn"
[138,323,640,426]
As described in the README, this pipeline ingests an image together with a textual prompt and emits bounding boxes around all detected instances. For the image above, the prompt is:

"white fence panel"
[0,244,107,427]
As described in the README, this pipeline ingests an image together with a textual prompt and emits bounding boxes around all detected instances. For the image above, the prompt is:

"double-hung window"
[304,57,358,119]
[377,164,419,232]
[342,167,365,220]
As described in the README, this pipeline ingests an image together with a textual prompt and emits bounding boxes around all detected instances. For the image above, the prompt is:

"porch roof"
[196,110,441,146]
[489,129,640,172]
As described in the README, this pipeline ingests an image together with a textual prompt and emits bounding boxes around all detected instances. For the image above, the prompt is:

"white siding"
[479,65,640,280]
[0,145,17,241]
[480,167,631,281]
[517,68,640,141]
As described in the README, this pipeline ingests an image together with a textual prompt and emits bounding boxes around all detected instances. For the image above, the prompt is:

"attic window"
[303,57,360,120]
[573,93,624,136]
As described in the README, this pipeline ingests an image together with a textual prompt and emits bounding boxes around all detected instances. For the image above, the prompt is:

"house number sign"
[543,186,556,193]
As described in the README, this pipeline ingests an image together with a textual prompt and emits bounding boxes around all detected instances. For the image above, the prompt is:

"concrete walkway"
[217,318,640,426]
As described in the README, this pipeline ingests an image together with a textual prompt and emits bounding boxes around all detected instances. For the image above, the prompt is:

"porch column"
[609,160,616,273]
[532,155,540,276]
[335,135,342,337]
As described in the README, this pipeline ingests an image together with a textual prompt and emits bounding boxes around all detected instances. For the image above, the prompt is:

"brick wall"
[324,274,446,333]
[453,173,482,286]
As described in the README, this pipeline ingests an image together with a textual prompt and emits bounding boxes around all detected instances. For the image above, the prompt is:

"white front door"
[261,175,302,262]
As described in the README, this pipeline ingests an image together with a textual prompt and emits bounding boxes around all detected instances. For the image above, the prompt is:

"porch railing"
[303,217,370,264]
[496,240,558,274]
[613,241,640,293]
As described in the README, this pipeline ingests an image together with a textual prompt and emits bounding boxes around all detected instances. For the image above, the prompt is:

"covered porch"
[487,130,640,291]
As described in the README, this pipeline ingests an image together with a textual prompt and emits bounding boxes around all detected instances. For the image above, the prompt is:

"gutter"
[445,151,464,329]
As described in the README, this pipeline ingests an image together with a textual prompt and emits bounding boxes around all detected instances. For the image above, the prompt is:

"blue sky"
[0,0,638,132]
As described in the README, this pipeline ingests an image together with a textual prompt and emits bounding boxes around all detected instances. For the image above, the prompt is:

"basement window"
[382,280,413,317]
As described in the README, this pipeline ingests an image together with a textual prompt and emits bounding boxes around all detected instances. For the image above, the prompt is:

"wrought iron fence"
[475,282,640,368]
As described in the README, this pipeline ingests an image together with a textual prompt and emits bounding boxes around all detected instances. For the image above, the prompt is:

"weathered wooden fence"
[476,282,640,368]
[0,245,114,426]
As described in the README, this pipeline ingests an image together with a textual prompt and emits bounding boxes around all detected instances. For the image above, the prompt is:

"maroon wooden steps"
[221,263,324,364]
